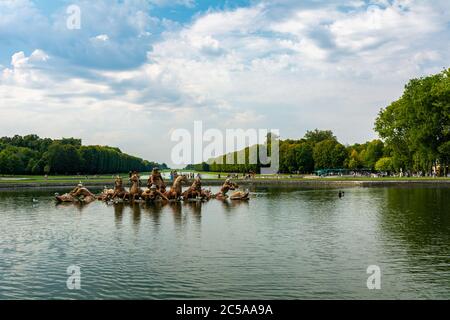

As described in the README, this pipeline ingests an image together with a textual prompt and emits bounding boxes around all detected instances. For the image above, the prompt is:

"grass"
[1,172,449,185]
[0,169,176,183]
[0,174,131,184]
[188,171,450,181]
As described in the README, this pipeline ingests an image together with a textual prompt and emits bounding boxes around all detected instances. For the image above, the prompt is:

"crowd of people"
[166,170,200,181]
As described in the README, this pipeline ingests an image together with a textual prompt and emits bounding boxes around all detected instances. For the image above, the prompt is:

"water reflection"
[131,203,141,232]
[379,187,450,275]
[168,202,183,227]
[55,201,92,212]
[184,201,202,226]
[142,202,164,232]
[223,199,251,211]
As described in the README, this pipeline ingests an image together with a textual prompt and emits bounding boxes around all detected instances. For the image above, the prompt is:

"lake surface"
[0,186,449,300]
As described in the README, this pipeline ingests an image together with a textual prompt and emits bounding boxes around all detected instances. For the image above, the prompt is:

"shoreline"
[1,179,450,191]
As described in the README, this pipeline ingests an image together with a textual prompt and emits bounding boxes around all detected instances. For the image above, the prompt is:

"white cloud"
[189,5,264,35]
[149,0,195,8]
[0,0,449,165]
[329,3,442,52]
[0,0,162,70]
[2,50,50,86]
[92,34,110,42]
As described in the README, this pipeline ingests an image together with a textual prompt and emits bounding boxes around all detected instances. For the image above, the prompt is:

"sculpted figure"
[229,189,250,201]
[98,185,114,201]
[141,184,169,202]
[56,182,96,204]
[215,179,249,200]
[111,176,128,200]
[147,168,166,193]
[164,175,188,201]
[215,179,237,200]
[98,176,129,201]
[55,192,77,203]
[128,172,143,201]
[183,177,211,201]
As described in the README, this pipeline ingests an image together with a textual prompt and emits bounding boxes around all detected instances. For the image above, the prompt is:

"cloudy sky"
[0,0,449,166]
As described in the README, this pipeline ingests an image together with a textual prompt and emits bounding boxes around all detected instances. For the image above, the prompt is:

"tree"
[59,138,82,147]
[0,134,161,175]
[278,141,314,173]
[279,142,296,173]
[304,129,336,145]
[375,157,393,172]
[0,146,37,174]
[438,141,450,176]
[0,149,24,174]
[313,139,347,169]
[295,143,314,173]
[364,140,384,170]
[375,68,450,175]
[347,149,363,170]
[45,143,83,174]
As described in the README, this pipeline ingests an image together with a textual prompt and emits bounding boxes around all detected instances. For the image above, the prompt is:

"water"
[0,186,449,300]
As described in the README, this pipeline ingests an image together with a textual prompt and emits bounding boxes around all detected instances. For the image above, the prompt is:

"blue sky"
[0,0,253,68]
[0,0,449,165]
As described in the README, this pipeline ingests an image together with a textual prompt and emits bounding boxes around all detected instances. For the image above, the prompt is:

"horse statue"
[230,189,250,200]
[55,192,78,203]
[215,179,249,200]
[128,172,143,202]
[98,176,129,201]
[97,185,115,201]
[141,184,169,202]
[182,177,211,201]
[147,167,166,193]
[164,175,189,201]
[55,182,96,204]
[111,176,129,200]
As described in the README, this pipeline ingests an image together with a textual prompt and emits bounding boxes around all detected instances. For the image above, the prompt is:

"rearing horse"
[112,176,128,200]
[182,177,211,201]
[215,179,248,200]
[98,176,127,201]
[128,173,143,201]
[165,175,188,201]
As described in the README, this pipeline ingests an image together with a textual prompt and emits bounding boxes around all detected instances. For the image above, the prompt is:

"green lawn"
[192,171,450,181]
[0,174,131,184]
[1,173,449,184]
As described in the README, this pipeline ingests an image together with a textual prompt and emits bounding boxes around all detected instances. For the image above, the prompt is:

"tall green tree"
[0,148,25,174]
[313,139,347,170]
[375,157,393,173]
[364,140,385,170]
[45,143,83,174]
[295,143,314,173]
[375,68,450,174]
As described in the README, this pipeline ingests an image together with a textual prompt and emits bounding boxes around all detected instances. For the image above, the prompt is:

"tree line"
[186,130,387,174]
[0,135,167,175]
[187,68,450,176]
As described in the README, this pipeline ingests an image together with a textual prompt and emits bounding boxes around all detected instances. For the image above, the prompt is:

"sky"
[0,0,449,166]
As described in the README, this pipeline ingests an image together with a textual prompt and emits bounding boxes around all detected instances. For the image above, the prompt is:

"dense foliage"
[375,68,450,175]
[186,129,388,174]
[0,135,166,175]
